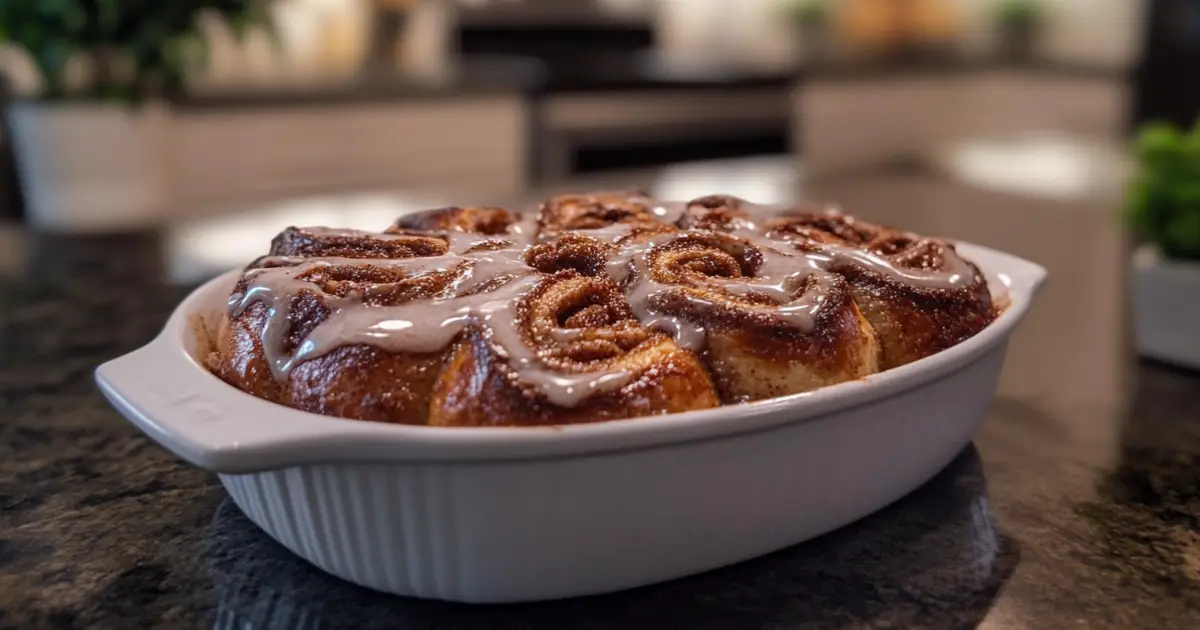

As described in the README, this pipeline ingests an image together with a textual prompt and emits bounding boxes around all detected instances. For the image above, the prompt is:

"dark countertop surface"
[1,159,1197,629]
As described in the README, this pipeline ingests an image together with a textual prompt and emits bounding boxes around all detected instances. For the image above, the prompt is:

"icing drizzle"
[228,197,983,407]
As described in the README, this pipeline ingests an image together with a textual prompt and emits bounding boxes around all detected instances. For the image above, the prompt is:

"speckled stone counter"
[0,215,1197,629]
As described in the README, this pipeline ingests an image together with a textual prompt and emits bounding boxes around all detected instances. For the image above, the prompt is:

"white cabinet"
[795,77,971,179]
[172,95,528,214]
[964,72,1128,139]
[794,70,1129,179]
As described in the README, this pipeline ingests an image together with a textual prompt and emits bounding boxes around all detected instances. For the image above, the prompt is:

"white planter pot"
[1132,246,1200,369]
[6,102,171,232]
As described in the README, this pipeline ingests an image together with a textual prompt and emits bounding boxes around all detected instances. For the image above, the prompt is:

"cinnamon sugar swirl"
[536,190,678,239]
[430,272,720,426]
[205,192,998,426]
[831,231,995,369]
[764,208,884,246]
[607,230,879,402]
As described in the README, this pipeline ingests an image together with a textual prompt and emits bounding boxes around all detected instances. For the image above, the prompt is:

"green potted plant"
[1126,120,1200,368]
[781,0,833,62]
[0,1,274,232]
[993,0,1043,61]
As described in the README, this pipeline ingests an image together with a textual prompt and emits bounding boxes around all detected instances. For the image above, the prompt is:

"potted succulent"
[0,1,274,232]
[1126,121,1200,369]
[782,0,834,62]
[993,0,1043,62]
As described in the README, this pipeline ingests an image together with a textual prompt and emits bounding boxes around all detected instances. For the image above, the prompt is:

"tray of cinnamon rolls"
[97,191,1045,603]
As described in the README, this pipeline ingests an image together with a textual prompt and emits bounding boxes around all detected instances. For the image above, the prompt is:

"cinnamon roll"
[676,195,759,232]
[763,208,886,246]
[821,232,995,369]
[386,206,531,254]
[612,231,880,402]
[524,233,614,276]
[537,190,667,238]
[428,272,721,426]
[269,226,448,259]
[388,206,518,236]
[206,192,1000,427]
[210,253,469,424]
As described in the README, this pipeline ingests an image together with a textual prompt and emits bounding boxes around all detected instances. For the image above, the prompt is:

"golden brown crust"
[430,332,721,427]
[703,300,879,402]
[677,195,757,232]
[826,235,994,369]
[211,301,289,404]
[764,209,887,246]
[387,206,517,235]
[428,273,720,426]
[639,233,880,402]
[537,191,662,235]
[211,227,461,423]
[835,267,993,369]
[270,227,448,259]
[288,345,448,425]
[645,232,764,288]
[213,293,455,425]
[208,195,999,427]
[294,263,459,303]
[524,233,615,276]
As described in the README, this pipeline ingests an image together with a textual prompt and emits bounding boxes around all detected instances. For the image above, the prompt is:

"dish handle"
[95,338,352,473]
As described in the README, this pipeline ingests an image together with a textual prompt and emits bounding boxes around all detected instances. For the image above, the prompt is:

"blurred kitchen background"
[0,0,1197,396]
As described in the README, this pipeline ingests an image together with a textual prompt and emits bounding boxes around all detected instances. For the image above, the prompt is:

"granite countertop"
[1,174,1198,628]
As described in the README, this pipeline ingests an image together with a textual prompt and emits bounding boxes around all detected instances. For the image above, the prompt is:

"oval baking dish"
[96,241,1045,604]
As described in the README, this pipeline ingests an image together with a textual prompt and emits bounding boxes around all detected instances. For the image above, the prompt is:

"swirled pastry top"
[210,193,997,425]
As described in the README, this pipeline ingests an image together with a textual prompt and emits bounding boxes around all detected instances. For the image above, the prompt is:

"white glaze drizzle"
[648,199,687,224]
[606,231,840,350]
[440,231,512,254]
[231,250,633,407]
[742,231,978,290]
[565,224,636,244]
[229,196,981,407]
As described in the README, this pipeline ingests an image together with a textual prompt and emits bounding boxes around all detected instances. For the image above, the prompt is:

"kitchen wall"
[0,0,454,93]
[653,0,799,64]
[0,0,1146,92]
[653,0,1146,68]
[198,0,454,85]
[955,0,1147,66]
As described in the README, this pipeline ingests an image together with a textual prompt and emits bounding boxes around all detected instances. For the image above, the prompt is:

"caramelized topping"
[677,195,758,232]
[227,193,988,406]
[525,233,614,276]
[538,191,663,234]
[764,209,884,246]
[270,227,448,259]
[388,206,517,235]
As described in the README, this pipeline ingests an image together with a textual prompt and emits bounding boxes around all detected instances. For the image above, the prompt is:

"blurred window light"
[940,133,1128,202]
[650,157,800,204]
[167,192,447,283]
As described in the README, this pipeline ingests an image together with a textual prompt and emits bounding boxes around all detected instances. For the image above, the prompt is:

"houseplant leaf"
[1126,120,1200,261]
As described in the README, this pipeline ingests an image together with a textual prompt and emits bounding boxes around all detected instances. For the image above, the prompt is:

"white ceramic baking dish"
[96,242,1045,604]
